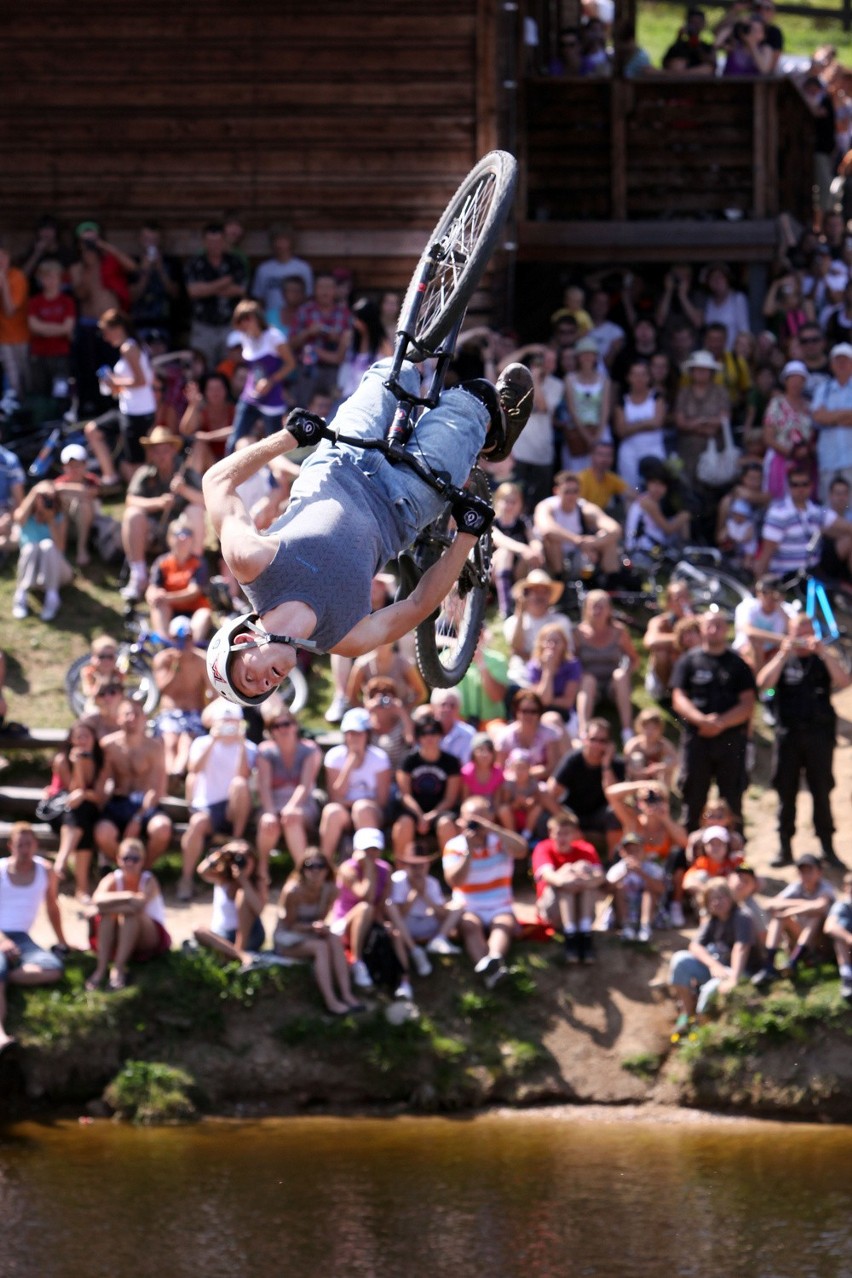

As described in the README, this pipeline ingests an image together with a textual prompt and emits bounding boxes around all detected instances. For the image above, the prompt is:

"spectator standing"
[225,300,295,453]
[753,466,825,578]
[0,240,30,396]
[612,360,667,491]
[69,222,133,414]
[185,222,248,371]
[674,350,732,486]
[442,798,528,989]
[252,224,314,324]
[671,610,756,831]
[26,258,75,399]
[811,342,852,497]
[700,266,751,349]
[289,270,352,401]
[573,589,639,743]
[562,336,612,470]
[756,613,850,868]
[0,823,66,1053]
[128,221,181,345]
[506,348,564,513]
[642,581,695,700]
[761,360,815,500]
[661,6,716,73]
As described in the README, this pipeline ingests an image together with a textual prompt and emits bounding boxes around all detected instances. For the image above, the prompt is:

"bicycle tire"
[825,633,852,676]
[670,563,751,613]
[65,650,159,717]
[411,468,493,688]
[399,151,517,356]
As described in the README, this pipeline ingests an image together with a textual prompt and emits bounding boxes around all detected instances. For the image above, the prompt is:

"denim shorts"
[0,932,64,983]
[668,950,711,989]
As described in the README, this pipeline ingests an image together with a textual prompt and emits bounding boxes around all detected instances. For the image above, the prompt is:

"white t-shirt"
[732,596,790,650]
[323,743,391,802]
[511,374,563,466]
[188,734,257,808]
[390,869,447,927]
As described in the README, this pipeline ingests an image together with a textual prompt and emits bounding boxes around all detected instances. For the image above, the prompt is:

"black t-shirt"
[671,647,755,730]
[774,652,836,729]
[401,749,460,809]
[662,36,716,70]
[552,747,625,819]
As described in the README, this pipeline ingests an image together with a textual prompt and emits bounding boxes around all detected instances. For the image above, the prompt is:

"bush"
[104,1060,200,1124]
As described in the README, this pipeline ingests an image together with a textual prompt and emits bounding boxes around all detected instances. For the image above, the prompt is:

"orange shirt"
[0,267,30,345]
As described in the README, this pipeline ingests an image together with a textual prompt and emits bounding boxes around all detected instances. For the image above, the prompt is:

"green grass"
[637,2,852,67]
[104,1060,200,1124]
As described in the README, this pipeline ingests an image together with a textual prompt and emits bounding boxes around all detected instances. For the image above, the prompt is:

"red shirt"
[531,837,601,898]
[28,292,76,358]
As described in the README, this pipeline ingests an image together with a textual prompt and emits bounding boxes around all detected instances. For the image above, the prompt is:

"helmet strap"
[239,617,319,654]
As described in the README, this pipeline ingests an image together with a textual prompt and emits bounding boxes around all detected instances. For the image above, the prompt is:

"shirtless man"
[151,616,210,778]
[203,359,533,708]
[533,470,622,581]
[95,697,173,864]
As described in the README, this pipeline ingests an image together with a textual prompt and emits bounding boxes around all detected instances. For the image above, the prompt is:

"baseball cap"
[702,825,731,844]
[796,852,822,868]
[353,827,385,852]
[340,707,371,733]
[169,616,193,639]
[61,443,87,464]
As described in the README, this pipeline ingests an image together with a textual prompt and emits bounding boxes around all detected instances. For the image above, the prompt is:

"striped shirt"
[761,495,825,575]
[442,833,514,916]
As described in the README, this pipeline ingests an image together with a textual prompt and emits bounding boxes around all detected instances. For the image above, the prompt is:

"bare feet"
[108,969,127,991]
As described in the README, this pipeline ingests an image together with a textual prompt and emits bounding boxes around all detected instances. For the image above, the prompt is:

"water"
[3,1110,852,1278]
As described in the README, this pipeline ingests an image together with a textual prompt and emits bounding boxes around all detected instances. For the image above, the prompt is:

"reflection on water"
[2,1111,852,1278]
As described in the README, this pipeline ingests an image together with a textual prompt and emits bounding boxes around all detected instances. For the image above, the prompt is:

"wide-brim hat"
[140,425,182,448]
[511,569,564,604]
[683,350,721,373]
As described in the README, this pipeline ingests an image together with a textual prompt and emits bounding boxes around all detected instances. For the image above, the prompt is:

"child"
[490,481,544,618]
[460,732,505,812]
[606,832,666,942]
[622,707,678,789]
[683,826,744,915]
[825,870,852,1001]
[499,747,544,843]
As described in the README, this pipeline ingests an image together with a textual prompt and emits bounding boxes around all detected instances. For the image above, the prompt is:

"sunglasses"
[586,736,609,744]
[94,651,118,660]
[121,853,142,864]
[271,719,296,729]
[789,481,810,488]
[518,707,540,715]
[96,686,122,697]
[303,861,326,871]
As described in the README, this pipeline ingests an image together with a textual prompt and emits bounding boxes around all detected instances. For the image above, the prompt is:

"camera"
[231,852,247,869]
[379,694,393,706]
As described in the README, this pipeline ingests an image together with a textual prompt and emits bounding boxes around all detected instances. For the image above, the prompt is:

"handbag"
[696,416,740,488]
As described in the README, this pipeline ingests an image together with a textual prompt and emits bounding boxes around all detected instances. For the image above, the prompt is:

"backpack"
[361,923,403,990]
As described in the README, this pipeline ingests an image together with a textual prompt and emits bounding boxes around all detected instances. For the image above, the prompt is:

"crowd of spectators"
[6,159,852,1047]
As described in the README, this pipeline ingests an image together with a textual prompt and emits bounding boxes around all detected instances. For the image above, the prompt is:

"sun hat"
[575,335,599,355]
[140,425,182,448]
[780,360,808,383]
[60,443,87,464]
[353,827,385,852]
[340,707,371,734]
[702,825,731,844]
[511,569,564,604]
[683,350,721,372]
[830,342,852,360]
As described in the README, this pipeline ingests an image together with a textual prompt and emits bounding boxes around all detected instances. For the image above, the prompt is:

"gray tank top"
[242,451,396,651]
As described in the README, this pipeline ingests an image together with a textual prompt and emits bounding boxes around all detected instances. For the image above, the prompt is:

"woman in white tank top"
[85,308,158,484]
[86,837,171,991]
[613,360,666,491]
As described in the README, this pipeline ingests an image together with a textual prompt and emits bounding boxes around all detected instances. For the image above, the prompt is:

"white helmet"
[206,613,317,708]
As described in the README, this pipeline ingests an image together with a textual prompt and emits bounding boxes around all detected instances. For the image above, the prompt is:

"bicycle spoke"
[416,173,497,344]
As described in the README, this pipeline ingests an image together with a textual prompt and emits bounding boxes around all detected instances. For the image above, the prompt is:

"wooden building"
[0,1,818,328]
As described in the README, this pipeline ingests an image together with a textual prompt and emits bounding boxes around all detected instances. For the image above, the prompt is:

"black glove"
[450,488,494,537]
[285,409,327,448]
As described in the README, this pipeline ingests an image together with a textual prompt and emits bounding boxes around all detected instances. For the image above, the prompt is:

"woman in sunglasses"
[85,836,171,991]
[255,694,322,869]
[274,852,364,1014]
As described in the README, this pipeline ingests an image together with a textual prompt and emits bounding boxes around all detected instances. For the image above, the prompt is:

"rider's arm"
[331,533,478,657]
[203,430,302,582]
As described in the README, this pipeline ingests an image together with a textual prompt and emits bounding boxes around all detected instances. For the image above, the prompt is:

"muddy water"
[3,1110,852,1278]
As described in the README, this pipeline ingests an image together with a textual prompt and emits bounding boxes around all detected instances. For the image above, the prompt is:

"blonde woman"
[574,590,639,743]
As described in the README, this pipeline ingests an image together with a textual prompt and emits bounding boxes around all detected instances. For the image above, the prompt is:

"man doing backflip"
[204,359,533,707]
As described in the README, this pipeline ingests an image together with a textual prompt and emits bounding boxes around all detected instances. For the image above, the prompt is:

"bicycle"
[294,150,518,688]
[781,569,852,674]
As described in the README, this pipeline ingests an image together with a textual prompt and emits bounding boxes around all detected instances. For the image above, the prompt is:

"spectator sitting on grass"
[532,809,604,963]
[53,443,100,569]
[85,837,171,992]
[606,832,666,943]
[274,852,365,1015]
[11,480,73,623]
[0,822,67,1054]
[752,853,836,988]
[329,827,412,999]
[388,841,463,961]
[824,869,852,1001]
[668,877,757,1035]
[193,840,267,969]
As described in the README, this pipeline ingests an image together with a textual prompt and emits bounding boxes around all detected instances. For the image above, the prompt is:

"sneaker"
[669,901,686,929]
[841,977,852,1002]
[394,978,414,1000]
[637,923,652,943]
[411,945,432,977]
[621,925,637,942]
[426,934,461,956]
[751,965,777,988]
[352,959,374,990]
[577,932,596,964]
[822,849,848,870]
[120,571,148,601]
[481,363,535,462]
[770,849,793,869]
[762,703,777,728]
[745,740,756,774]
[475,954,503,983]
[483,963,509,991]
[40,590,61,622]
[563,932,580,964]
[11,594,27,620]
[324,694,349,724]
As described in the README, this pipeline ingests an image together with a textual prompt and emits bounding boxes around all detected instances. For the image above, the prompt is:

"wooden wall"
[0,1,498,292]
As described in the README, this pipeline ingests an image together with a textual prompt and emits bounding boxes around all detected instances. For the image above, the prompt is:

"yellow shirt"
[577,467,629,507]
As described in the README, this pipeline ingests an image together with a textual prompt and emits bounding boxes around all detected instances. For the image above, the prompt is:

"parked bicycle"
[780,570,852,674]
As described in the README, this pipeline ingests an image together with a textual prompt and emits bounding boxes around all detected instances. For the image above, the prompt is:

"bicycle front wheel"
[409,469,493,688]
[399,151,517,356]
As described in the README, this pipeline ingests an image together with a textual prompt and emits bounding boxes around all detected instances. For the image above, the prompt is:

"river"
[3,1109,852,1278]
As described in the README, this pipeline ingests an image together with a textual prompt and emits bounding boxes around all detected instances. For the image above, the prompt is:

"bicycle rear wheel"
[670,562,751,614]
[403,469,493,689]
[65,650,159,716]
[399,151,517,356]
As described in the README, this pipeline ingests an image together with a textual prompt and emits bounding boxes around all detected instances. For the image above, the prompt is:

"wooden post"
[753,81,767,218]
[611,79,628,219]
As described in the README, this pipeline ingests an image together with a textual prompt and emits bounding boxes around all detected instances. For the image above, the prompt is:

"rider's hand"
[285,409,326,449]
[450,489,494,538]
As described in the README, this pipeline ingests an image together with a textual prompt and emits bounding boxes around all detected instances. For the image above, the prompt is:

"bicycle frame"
[804,575,843,644]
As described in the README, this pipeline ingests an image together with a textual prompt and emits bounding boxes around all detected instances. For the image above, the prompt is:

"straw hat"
[511,569,564,604]
[682,350,721,373]
[140,425,183,448]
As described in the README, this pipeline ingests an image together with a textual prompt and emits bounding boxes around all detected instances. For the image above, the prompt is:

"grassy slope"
[637,2,852,66]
